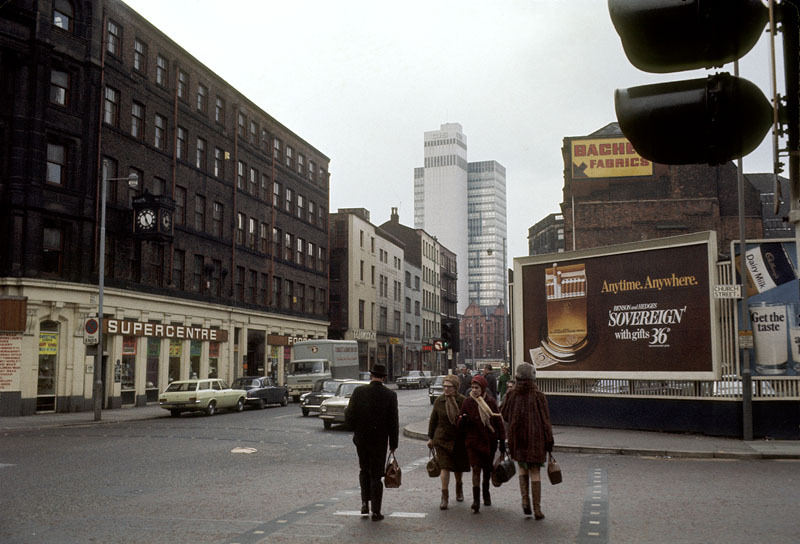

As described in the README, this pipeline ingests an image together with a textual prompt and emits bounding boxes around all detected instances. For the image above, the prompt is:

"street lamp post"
[94,171,138,421]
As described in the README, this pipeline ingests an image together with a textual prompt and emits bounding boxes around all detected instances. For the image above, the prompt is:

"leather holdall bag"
[547,453,562,485]
[491,452,516,487]
[384,452,402,488]
[426,448,441,478]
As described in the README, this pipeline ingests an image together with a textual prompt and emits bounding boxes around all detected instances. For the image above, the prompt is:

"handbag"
[491,452,516,487]
[426,448,441,478]
[384,451,402,488]
[547,453,562,485]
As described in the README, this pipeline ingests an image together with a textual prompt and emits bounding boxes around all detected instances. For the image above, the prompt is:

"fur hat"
[443,374,460,389]
[515,361,536,380]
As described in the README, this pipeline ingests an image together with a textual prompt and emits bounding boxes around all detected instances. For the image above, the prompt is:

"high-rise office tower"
[414,123,507,315]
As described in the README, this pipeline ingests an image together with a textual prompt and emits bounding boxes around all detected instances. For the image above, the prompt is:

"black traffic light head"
[615,73,773,165]
[441,318,460,353]
[609,0,774,165]
[609,0,768,73]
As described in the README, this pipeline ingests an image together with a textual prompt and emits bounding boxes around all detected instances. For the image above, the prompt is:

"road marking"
[390,512,427,518]
[577,468,609,544]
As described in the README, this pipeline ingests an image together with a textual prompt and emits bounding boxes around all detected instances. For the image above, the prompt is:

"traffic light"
[441,318,460,353]
[609,0,773,165]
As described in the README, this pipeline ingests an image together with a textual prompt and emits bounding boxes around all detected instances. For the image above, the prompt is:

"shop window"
[121,336,136,405]
[190,340,201,378]
[209,341,220,378]
[146,337,161,402]
[37,321,59,412]
[168,339,181,382]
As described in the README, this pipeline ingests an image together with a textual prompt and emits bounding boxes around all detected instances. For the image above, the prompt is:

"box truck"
[286,340,359,401]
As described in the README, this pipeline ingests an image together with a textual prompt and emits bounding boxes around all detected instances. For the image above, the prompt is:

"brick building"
[0,0,330,415]
[560,123,762,255]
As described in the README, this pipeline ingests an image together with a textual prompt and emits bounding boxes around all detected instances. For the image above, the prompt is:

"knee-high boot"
[455,480,464,502]
[519,474,532,515]
[471,486,480,513]
[482,471,492,506]
[532,480,544,520]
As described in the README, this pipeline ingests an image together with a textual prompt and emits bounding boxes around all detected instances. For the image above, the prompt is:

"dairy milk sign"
[513,232,719,379]
[732,240,800,377]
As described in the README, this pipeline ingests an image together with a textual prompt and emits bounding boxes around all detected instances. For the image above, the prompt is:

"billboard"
[513,232,719,379]
[732,239,800,377]
[570,137,653,179]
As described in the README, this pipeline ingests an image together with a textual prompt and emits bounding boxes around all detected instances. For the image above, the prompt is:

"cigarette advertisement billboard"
[732,239,800,377]
[513,232,719,379]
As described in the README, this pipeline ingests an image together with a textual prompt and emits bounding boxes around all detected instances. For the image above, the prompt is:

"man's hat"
[370,363,388,377]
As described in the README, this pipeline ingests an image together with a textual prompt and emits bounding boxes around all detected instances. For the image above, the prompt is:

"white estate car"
[159,378,247,417]
[318,380,370,430]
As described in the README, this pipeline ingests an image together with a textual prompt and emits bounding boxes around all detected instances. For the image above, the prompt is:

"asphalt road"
[1,387,798,544]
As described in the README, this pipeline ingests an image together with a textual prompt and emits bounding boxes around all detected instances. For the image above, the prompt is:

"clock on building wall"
[132,191,175,241]
[135,208,157,232]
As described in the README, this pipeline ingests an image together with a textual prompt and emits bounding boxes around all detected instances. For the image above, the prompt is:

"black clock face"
[136,209,156,230]
[161,211,171,230]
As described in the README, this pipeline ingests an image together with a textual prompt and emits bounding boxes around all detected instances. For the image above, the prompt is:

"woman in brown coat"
[500,362,554,519]
[459,374,505,513]
[427,374,470,510]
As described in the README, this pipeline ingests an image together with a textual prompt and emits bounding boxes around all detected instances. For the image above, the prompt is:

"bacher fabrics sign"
[104,319,228,342]
[515,232,718,379]
[570,137,653,179]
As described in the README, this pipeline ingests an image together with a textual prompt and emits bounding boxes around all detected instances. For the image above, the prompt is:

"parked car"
[396,370,432,389]
[158,379,247,417]
[299,378,353,416]
[231,376,288,409]
[428,375,445,404]
[319,380,370,429]
[358,371,371,381]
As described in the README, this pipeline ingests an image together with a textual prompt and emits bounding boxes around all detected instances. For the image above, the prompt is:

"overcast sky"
[122,0,782,262]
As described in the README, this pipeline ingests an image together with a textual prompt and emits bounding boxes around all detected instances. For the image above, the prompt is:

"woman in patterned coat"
[427,374,470,510]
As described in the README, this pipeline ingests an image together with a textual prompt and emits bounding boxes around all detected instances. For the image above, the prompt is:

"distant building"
[414,123,507,315]
[745,174,793,239]
[380,208,457,374]
[528,213,565,256]
[329,209,406,380]
[460,301,507,370]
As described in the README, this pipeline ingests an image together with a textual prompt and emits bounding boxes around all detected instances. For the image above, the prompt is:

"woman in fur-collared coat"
[459,374,505,513]
[500,362,554,520]
[427,374,470,510]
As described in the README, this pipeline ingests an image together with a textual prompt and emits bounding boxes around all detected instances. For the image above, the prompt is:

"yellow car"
[159,379,247,417]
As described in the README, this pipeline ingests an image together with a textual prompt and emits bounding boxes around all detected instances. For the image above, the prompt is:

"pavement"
[1,404,799,459]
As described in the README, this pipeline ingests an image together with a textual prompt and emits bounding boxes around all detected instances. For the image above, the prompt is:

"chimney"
[391,207,399,223]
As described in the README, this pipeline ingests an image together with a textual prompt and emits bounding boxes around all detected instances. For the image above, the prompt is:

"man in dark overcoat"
[458,366,472,395]
[482,364,498,400]
[345,363,399,521]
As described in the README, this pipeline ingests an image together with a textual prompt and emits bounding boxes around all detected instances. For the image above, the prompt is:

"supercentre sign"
[104,319,228,342]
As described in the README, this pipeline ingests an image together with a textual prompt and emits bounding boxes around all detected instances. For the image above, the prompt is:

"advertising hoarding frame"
[730,237,800,379]
[513,231,721,380]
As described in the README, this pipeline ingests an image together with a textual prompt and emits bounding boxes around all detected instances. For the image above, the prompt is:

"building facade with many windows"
[0,0,330,415]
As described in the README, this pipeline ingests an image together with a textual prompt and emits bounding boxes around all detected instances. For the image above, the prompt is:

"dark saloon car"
[231,376,288,409]
[299,378,353,417]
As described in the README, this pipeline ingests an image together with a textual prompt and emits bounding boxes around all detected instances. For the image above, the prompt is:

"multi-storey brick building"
[559,123,762,255]
[0,0,330,415]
